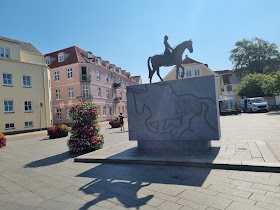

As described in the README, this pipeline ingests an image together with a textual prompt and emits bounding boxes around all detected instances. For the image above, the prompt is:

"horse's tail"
[147,57,152,78]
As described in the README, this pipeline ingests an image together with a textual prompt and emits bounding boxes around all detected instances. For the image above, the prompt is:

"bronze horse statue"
[148,39,193,83]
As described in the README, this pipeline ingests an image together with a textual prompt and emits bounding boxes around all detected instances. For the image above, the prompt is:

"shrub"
[109,117,120,128]
[47,124,70,139]
[67,101,104,153]
[0,132,6,148]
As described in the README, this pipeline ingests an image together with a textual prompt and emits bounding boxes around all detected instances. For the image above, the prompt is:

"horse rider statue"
[148,35,193,83]
[164,35,173,63]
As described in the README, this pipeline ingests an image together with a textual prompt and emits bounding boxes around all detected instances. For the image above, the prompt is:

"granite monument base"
[138,140,211,153]
[126,75,221,153]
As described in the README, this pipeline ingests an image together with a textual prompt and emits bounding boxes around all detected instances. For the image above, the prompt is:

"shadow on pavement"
[266,111,280,116]
[24,151,79,168]
[76,148,217,209]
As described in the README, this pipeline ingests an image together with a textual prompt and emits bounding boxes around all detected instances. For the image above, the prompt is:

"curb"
[74,157,280,173]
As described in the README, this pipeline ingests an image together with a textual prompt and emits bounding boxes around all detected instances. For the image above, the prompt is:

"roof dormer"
[105,61,110,68]
[58,52,65,62]
[45,56,50,65]
[97,57,101,65]
[87,52,92,59]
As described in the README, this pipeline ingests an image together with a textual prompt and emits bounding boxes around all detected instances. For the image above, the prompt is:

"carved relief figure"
[128,83,217,139]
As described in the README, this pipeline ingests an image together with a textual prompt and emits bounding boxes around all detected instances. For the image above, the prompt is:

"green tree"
[237,73,275,98]
[230,37,280,78]
[275,71,280,95]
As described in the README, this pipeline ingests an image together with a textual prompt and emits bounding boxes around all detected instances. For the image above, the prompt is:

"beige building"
[0,36,52,134]
[164,55,222,96]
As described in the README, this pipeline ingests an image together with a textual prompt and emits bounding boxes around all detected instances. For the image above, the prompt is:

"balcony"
[113,82,121,89]
[80,74,91,82]
[76,94,93,102]
[113,97,122,103]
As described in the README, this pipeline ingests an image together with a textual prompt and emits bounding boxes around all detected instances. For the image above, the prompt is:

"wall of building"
[0,40,21,61]
[0,59,52,134]
[20,51,45,65]
[50,62,136,125]
[165,63,222,96]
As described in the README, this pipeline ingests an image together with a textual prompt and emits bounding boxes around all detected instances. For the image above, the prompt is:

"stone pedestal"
[126,75,220,152]
[138,140,211,153]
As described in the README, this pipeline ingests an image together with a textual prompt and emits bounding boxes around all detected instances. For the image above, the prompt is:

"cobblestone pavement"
[1,112,280,209]
[219,111,280,162]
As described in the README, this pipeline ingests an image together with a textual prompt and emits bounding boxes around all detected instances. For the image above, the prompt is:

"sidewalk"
[75,112,280,172]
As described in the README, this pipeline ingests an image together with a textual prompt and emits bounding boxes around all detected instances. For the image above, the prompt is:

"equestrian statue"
[148,35,193,83]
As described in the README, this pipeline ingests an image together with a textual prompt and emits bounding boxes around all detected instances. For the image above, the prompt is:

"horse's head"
[188,39,193,53]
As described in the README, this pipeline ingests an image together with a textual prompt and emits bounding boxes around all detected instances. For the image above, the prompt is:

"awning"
[218,95,235,101]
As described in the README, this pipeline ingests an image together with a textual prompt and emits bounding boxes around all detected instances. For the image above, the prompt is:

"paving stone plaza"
[1,112,280,209]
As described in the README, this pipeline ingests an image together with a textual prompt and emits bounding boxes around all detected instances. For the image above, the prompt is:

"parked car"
[240,97,269,113]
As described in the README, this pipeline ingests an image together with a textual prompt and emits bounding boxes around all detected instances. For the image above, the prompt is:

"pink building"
[44,46,141,125]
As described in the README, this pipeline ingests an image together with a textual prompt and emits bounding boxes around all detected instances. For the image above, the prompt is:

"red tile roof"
[181,55,202,64]
[44,46,139,81]
[215,70,233,85]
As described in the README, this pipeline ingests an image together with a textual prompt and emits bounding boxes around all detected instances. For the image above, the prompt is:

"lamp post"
[40,102,43,131]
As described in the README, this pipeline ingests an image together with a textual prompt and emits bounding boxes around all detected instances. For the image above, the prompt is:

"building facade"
[215,70,241,109]
[164,55,222,96]
[0,36,52,134]
[45,46,141,125]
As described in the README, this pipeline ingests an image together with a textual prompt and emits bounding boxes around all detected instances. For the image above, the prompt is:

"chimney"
[185,55,188,58]
[125,72,131,78]
[121,70,126,75]
[204,64,208,67]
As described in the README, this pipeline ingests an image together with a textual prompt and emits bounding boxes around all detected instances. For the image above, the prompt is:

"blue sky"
[1,0,280,83]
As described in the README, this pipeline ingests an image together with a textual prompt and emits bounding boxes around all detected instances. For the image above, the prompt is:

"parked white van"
[240,97,269,112]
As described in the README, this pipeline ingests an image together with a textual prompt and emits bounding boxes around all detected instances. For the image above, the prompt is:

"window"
[24,101,33,112]
[4,101,14,113]
[45,58,50,65]
[227,85,232,92]
[67,68,73,79]
[23,76,31,87]
[24,121,33,127]
[54,71,59,81]
[194,67,201,76]
[185,68,192,77]
[68,87,74,98]
[96,70,100,80]
[82,86,89,97]
[112,76,116,82]
[97,106,101,116]
[178,68,184,78]
[120,92,123,99]
[56,89,61,100]
[106,90,110,99]
[56,108,62,119]
[109,107,112,115]
[5,123,15,130]
[97,87,101,97]
[58,53,64,62]
[98,58,101,65]
[103,107,106,116]
[0,47,10,59]
[105,73,109,83]
[65,108,70,119]
[3,73,12,86]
